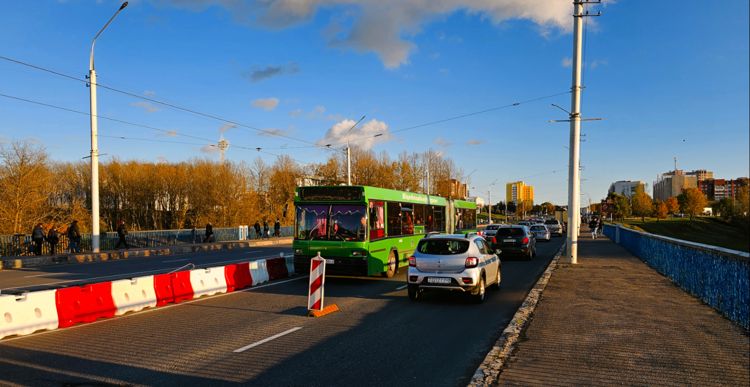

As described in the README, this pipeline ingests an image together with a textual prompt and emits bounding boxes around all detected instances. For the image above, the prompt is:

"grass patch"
[622,217,749,252]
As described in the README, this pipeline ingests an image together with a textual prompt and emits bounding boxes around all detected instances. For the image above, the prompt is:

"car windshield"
[295,204,367,241]
[531,225,545,231]
[417,239,470,255]
[486,225,501,230]
[545,220,559,225]
[495,228,525,237]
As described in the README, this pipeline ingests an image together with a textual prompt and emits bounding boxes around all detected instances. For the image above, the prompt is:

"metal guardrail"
[0,225,294,257]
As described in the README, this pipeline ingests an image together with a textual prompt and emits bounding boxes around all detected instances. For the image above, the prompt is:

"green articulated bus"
[293,185,477,277]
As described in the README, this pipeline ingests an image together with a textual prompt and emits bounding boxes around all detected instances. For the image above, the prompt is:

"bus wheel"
[383,251,397,278]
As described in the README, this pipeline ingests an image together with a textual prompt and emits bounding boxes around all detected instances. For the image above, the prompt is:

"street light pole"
[345,115,366,186]
[89,1,127,252]
[566,0,584,264]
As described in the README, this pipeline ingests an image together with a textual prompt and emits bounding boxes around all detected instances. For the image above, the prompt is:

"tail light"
[465,257,479,268]
[408,256,416,267]
[491,236,497,244]
[522,237,529,244]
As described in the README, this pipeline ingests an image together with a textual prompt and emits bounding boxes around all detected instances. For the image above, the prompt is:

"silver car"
[529,224,551,242]
[544,219,564,236]
[407,234,501,303]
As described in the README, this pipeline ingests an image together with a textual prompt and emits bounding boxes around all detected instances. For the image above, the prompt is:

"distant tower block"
[217,136,229,163]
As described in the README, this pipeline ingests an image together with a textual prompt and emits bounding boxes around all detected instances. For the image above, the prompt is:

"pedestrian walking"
[263,220,270,239]
[589,217,599,239]
[115,220,129,249]
[254,221,261,240]
[204,222,214,243]
[68,220,81,253]
[47,225,60,256]
[32,223,45,255]
[274,218,281,237]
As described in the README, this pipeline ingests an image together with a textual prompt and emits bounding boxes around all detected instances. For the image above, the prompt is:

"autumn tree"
[541,202,555,216]
[0,141,54,234]
[654,200,668,220]
[665,196,680,215]
[631,191,653,221]
[678,187,708,220]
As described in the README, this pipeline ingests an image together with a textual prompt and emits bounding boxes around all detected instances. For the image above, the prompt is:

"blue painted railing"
[603,223,749,329]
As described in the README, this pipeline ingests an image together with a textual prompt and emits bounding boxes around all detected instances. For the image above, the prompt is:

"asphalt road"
[0,243,292,292]
[0,238,564,386]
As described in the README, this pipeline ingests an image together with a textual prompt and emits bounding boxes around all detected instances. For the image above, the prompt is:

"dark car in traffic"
[488,225,536,260]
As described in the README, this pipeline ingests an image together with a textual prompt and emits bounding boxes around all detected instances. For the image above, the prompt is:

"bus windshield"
[295,204,367,241]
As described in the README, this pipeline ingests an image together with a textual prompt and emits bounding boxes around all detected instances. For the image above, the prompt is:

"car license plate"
[427,277,451,284]
[325,259,334,264]
[504,239,515,243]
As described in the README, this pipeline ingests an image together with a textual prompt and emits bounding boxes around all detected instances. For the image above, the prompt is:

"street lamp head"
[120,2,128,10]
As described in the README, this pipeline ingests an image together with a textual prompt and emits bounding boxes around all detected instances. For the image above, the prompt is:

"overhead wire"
[1,54,571,156]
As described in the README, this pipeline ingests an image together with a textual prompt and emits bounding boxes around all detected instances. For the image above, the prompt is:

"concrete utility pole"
[566,1,600,264]
[89,1,127,252]
[345,115,366,186]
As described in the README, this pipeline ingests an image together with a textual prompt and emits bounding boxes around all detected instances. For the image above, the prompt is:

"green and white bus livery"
[293,185,477,277]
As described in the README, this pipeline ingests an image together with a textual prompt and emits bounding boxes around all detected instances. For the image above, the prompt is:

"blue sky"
[1,0,748,205]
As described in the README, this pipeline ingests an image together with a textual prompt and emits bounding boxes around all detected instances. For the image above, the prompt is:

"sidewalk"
[497,235,749,386]
[0,237,292,270]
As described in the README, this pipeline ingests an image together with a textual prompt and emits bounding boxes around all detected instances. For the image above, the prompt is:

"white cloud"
[289,108,303,117]
[317,118,392,150]
[590,59,608,69]
[158,0,570,69]
[143,90,157,97]
[434,137,451,147]
[165,130,178,137]
[562,57,572,68]
[259,128,289,137]
[201,144,218,153]
[467,139,484,145]
[219,123,237,133]
[252,97,280,111]
[130,101,160,113]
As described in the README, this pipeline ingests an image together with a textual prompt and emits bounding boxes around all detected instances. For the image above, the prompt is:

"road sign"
[307,252,326,311]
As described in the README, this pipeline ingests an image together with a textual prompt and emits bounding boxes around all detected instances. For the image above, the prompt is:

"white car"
[529,224,551,242]
[407,234,501,303]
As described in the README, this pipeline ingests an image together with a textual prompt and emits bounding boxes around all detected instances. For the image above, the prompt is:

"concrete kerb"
[468,243,566,387]
[0,237,293,270]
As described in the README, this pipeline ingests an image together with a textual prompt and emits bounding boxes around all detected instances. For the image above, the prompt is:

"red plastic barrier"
[266,258,289,281]
[154,273,175,306]
[171,271,194,303]
[56,282,116,328]
[225,262,253,292]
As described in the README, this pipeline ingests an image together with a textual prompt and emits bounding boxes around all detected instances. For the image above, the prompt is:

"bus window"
[464,209,477,230]
[433,206,446,232]
[401,204,414,235]
[330,205,367,241]
[296,205,329,240]
[369,201,385,240]
[413,204,425,226]
[387,201,402,237]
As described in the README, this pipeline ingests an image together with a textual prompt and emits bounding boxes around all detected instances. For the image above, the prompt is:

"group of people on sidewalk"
[29,220,82,256]
[252,219,281,240]
[21,217,284,257]
[588,216,602,239]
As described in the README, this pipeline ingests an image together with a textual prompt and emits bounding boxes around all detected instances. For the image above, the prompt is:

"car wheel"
[527,249,533,260]
[492,266,501,289]
[383,251,397,278]
[472,276,486,303]
[408,284,420,301]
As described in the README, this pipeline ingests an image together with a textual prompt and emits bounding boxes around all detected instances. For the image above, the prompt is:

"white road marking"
[395,284,408,291]
[233,327,303,353]
[24,273,63,278]
[162,259,188,263]
[0,275,309,344]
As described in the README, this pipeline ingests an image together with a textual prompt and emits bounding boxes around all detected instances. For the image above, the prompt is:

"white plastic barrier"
[0,289,59,340]
[111,275,158,315]
[190,266,228,298]
[249,259,269,285]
